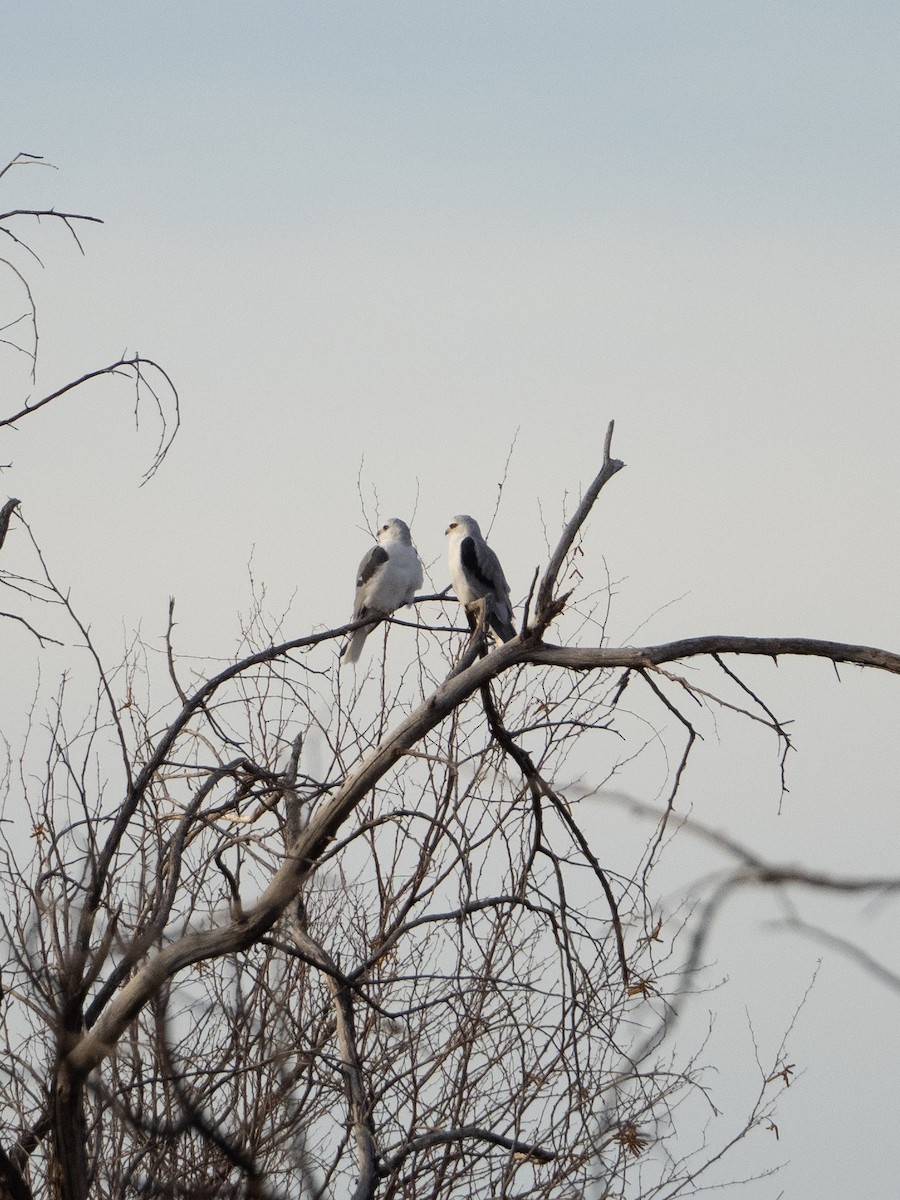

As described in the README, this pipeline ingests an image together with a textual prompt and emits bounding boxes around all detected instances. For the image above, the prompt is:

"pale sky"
[3,3,899,1195]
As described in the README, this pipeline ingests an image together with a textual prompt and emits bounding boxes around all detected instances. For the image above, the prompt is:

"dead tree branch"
[379,1126,556,1174]
[533,420,624,628]
[0,356,180,483]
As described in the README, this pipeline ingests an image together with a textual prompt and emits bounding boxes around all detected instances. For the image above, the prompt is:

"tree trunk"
[50,1060,88,1200]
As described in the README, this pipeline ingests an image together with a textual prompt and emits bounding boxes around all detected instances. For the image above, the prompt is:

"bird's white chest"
[449,540,478,605]
[371,544,420,609]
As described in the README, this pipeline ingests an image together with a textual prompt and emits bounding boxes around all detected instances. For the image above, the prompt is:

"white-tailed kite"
[445,515,516,644]
[341,518,424,666]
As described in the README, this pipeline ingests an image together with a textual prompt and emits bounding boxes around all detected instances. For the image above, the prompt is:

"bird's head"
[378,518,413,545]
[446,515,480,538]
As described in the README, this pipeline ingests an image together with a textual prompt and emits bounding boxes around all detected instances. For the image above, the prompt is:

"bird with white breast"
[445,515,516,644]
[341,518,424,666]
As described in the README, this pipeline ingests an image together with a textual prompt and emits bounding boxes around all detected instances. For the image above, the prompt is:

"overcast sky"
[3,4,899,1195]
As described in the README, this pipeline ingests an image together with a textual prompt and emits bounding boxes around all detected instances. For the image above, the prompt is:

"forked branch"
[534,420,624,627]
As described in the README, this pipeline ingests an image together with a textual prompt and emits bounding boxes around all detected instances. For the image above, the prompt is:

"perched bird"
[0,498,20,553]
[341,518,424,666]
[445,515,516,644]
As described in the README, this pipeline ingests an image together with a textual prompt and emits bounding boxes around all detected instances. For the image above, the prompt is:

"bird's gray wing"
[342,544,391,666]
[460,536,507,598]
[460,535,515,641]
[357,545,389,589]
[353,545,389,616]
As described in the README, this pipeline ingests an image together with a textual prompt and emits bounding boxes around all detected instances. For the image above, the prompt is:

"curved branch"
[0,257,38,374]
[0,356,180,482]
[0,209,103,227]
[0,610,62,646]
[0,210,103,259]
[529,635,900,676]
[479,680,629,985]
[605,786,900,1058]
[379,1125,555,1174]
[772,918,900,992]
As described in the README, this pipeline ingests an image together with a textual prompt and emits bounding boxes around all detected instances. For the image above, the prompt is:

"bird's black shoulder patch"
[460,536,492,590]
[357,545,389,587]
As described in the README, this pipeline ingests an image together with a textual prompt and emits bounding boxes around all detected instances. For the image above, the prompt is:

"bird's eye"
[381,524,389,532]
[449,522,457,529]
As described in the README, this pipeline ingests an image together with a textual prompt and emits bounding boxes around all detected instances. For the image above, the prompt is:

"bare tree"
[1,156,898,1200]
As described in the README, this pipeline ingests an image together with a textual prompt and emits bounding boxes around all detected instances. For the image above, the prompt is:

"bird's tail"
[341,627,369,666]
[489,613,517,643]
